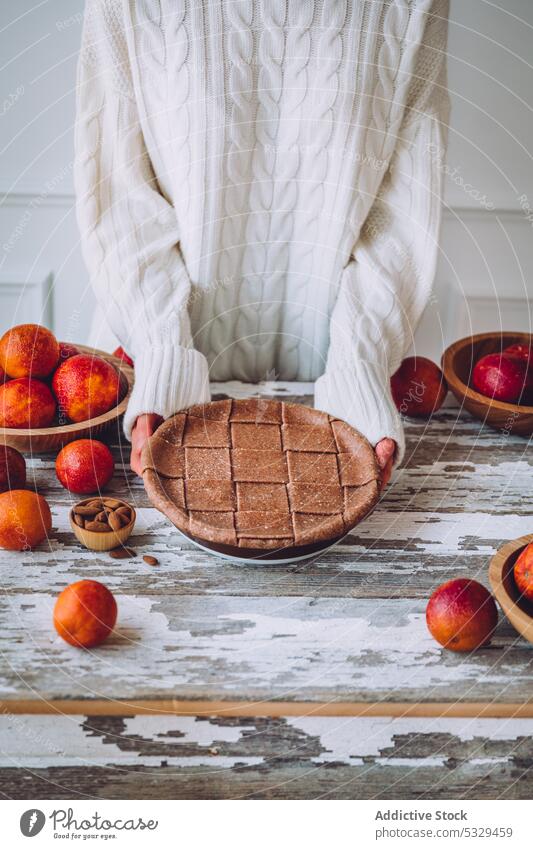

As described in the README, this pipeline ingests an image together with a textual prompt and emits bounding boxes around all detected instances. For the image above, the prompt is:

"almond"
[86,499,104,509]
[109,547,137,559]
[104,499,123,509]
[115,506,131,517]
[85,520,112,532]
[95,511,109,523]
[73,513,85,529]
[108,512,124,531]
[143,555,158,566]
[73,505,101,517]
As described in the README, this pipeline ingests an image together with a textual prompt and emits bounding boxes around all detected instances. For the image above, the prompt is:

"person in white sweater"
[75,0,449,487]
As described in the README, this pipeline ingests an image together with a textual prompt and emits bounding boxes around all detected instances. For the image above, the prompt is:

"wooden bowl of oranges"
[0,324,133,453]
[489,534,533,645]
[442,332,533,436]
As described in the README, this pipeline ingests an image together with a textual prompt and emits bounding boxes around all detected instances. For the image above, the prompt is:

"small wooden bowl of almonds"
[70,497,136,551]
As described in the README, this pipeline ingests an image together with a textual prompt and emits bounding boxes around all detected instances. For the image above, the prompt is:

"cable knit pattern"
[302,1,347,378]
[221,0,254,290]
[233,0,287,379]
[315,0,449,463]
[75,0,449,459]
[278,1,314,378]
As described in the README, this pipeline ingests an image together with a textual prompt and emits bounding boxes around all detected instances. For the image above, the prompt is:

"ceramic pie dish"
[141,399,380,563]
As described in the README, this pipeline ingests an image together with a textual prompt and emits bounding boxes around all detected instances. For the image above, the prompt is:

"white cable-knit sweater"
[75,0,449,462]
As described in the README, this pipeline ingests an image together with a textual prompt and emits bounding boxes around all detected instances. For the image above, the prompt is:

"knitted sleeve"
[74,0,210,439]
[314,0,449,465]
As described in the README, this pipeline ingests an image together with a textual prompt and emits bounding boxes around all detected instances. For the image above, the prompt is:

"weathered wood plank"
[0,594,531,704]
[0,714,531,799]
[3,763,530,799]
[0,506,529,599]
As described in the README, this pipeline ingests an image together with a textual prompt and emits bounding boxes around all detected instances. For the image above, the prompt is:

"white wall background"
[1,0,532,360]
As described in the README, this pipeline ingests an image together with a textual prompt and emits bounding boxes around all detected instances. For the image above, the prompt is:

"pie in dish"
[141,399,379,559]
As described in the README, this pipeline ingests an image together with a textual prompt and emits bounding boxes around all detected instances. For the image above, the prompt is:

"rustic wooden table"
[0,383,532,799]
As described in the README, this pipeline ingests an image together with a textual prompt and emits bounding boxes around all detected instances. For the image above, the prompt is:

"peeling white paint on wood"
[0,714,265,768]
[287,716,533,762]
[0,594,530,701]
[0,506,529,599]
[378,757,447,766]
[390,462,532,515]
[343,511,532,552]
[0,714,530,771]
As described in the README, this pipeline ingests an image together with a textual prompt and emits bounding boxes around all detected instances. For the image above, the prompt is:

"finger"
[375,437,396,468]
[130,448,142,477]
[375,444,387,469]
[381,455,393,487]
[379,458,393,491]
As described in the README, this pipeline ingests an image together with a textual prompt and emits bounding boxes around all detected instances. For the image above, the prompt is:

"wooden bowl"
[442,332,533,436]
[0,344,133,453]
[489,534,533,644]
[70,497,136,552]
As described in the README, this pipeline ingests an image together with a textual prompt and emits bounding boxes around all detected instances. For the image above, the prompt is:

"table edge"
[1,699,532,718]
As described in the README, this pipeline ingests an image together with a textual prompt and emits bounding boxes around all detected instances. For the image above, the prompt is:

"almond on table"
[143,555,159,566]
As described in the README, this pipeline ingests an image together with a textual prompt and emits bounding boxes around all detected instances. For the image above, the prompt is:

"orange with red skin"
[0,489,52,550]
[52,354,121,423]
[0,446,26,493]
[472,353,529,404]
[0,378,56,428]
[0,324,59,379]
[391,356,448,418]
[503,344,532,366]
[58,342,80,362]
[514,543,533,603]
[426,578,498,652]
[53,580,117,648]
[55,439,114,494]
[502,345,533,403]
[113,346,133,368]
